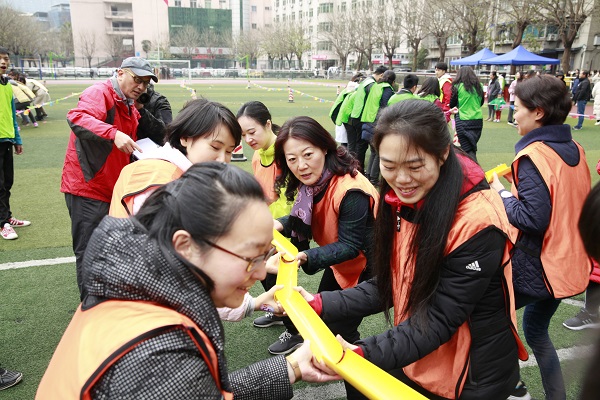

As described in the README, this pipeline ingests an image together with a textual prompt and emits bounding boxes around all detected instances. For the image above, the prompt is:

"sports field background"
[1,78,599,399]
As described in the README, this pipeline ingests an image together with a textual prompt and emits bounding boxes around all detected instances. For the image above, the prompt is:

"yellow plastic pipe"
[271,230,427,399]
[485,163,512,183]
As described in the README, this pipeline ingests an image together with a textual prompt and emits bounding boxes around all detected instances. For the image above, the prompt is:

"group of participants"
[33,57,599,400]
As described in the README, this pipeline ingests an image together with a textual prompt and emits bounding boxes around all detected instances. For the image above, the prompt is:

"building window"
[318,2,333,13]
[318,22,332,32]
[252,23,257,29]
[175,0,181,6]
[341,2,346,11]
[265,6,271,10]
[317,41,332,51]
[252,5,257,11]
[191,0,197,7]
[205,0,211,7]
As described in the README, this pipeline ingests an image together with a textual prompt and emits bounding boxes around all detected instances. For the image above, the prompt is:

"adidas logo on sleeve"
[465,260,481,272]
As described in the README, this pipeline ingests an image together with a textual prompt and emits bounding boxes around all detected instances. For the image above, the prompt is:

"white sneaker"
[1,223,18,240]
[595,121,600,126]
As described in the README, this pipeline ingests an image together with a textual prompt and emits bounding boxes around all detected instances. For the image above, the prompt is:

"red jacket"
[61,80,140,202]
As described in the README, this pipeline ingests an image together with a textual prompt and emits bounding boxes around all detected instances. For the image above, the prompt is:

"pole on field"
[288,88,294,103]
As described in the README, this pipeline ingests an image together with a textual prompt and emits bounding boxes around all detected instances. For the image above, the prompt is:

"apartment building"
[70,0,272,67]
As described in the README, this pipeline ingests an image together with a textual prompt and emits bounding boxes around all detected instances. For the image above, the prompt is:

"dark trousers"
[516,294,565,400]
[365,143,380,184]
[347,120,368,172]
[14,101,35,125]
[65,194,110,301]
[345,366,450,400]
[585,281,600,315]
[260,272,278,292]
[507,101,515,123]
[283,266,365,343]
[0,142,14,226]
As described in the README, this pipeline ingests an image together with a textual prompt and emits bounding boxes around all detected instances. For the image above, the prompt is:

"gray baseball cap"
[120,57,158,82]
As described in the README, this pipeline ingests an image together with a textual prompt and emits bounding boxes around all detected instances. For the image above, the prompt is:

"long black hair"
[453,66,483,99]
[134,162,265,291]
[274,116,359,201]
[372,100,464,329]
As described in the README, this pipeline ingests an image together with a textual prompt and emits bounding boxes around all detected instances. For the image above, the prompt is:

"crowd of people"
[1,52,599,400]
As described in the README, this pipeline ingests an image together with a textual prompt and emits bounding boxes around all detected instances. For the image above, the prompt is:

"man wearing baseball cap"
[61,56,163,300]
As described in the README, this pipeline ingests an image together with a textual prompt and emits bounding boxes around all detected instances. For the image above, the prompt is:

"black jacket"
[573,77,592,102]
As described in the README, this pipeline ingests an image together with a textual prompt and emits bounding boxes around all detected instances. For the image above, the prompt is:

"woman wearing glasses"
[37,163,339,399]
[267,116,379,359]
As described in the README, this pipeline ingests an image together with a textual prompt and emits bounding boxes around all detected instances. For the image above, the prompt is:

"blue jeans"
[575,100,587,128]
[518,296,565,400]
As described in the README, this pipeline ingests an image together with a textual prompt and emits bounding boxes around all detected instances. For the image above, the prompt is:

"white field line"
[0,256,75,271]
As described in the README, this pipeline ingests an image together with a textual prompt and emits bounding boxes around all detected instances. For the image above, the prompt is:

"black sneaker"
[507,380,531,400]
[253,312,285,328]
[0,368,23,391]
[268,330,303,355]
[563,308,600,330]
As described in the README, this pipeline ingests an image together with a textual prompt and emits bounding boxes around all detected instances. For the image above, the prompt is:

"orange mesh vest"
[109,159,184,218]
[392,189,525,399]
[252,151,279,204]
[510,141,592,298]
[36,300,232,400]
[312,173,379,289]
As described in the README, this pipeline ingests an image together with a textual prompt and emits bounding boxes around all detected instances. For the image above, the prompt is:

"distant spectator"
[572,70,591,130]
[24,76,50,121]
[434,62,452,113]
[485,71,501,121]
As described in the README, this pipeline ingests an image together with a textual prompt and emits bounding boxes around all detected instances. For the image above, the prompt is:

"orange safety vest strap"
[312,173,379,289]
[109,159,184,218]
[252,151,279,204]
[511,141,592,298]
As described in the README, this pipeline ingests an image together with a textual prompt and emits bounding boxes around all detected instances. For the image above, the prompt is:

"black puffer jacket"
[83,217,293,400]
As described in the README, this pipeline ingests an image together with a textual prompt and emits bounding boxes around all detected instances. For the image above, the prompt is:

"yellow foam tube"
[271,229,427,399]
[485,163,512,183]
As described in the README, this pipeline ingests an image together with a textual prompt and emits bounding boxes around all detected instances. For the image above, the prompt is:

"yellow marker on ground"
[485,163,512,183]
[271,229,427,399]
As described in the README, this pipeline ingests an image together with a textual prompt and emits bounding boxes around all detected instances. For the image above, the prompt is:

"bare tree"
[535,0,595,73]
[79,30,98,69]
[141,40,152,58]
[351,8,378,71]
[287,22,311,69]
[430,5,454,62]
[171,25,201,59]
[373,2,404,70]
[448,0,492,55]
[199,29,224,68]
[105,35,125,61]
[323,11,355,70]
[401,0,429,71]
[0,4,40,58]
[233,30,262,68]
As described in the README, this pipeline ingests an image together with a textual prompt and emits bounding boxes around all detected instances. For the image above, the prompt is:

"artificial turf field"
[1,78,599,399]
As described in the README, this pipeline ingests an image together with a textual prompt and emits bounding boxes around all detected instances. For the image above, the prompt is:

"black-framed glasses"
[123,68,151,87]
[199,238,277,272]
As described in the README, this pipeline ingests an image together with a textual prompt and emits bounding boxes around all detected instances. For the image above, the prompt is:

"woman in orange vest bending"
[297,100,524,399]
[267,116,378,363]
[237,101,293,329]
[109,98,240,218]
[490,75,592,400]
[36,163,339,400]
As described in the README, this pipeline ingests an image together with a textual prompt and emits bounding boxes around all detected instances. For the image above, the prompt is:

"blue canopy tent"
[483,45,560,65]
[450,48,497,66]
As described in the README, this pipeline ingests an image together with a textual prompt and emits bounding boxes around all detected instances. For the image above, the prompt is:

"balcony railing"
[105,11,133,19]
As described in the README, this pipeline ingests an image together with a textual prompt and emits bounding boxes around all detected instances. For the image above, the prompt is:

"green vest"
[336,91,357,126]
[0,82,16,140]
[329,88,353,125]
[388,90,415,105]
[350,77,376,119]
[456,83,483,121]
[420,94,439,103]
[361,82,391,123]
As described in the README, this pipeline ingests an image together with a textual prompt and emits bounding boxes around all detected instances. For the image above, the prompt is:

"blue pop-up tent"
[450,48,497,66]
[484,45,560,65]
